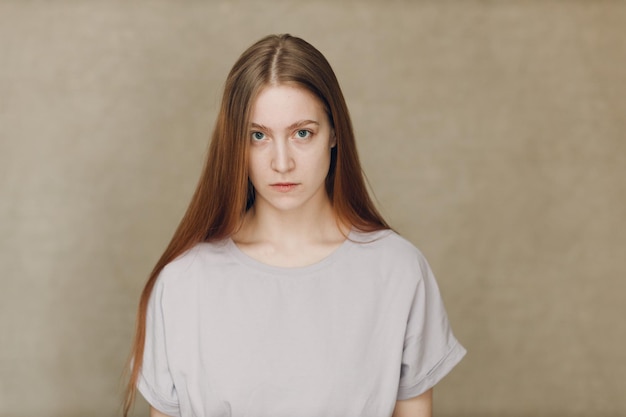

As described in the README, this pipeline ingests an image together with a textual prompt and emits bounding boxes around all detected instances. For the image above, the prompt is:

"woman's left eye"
[296,130,311,139]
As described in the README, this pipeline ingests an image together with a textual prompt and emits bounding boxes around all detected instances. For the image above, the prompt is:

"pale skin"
[147,84,434,416]
[233,83,346,266]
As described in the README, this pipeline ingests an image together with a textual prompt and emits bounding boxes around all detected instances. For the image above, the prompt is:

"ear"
[330,129,336,148]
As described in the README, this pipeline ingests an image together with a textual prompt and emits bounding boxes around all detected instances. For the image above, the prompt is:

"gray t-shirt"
[138,229,466,417]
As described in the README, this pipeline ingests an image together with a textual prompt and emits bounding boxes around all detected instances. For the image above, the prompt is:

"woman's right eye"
[251,131,265,141]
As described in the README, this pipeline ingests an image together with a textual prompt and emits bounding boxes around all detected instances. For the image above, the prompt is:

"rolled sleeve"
[136,276,181,417]
[397,253,466,400]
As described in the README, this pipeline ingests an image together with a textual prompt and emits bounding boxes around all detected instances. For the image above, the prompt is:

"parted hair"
[122,34,389,416]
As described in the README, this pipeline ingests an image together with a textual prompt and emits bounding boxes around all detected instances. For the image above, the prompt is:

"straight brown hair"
[122,34,389,416]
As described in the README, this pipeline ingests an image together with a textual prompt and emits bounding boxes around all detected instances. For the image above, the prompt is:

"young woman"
[123,34,466,417]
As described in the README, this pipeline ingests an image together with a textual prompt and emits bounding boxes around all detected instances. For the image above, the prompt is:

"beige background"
[1,1,625,416]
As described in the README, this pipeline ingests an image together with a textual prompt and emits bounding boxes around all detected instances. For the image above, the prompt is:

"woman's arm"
[391,388,433,417]
[150,406,174,417]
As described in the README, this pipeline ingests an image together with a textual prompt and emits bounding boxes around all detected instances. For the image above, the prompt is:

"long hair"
[122,34,389,416]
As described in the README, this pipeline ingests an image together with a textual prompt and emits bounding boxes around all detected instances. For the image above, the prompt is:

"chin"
[255,197,310,213]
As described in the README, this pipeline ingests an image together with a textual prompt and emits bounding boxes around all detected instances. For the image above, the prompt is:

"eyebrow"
[250,120,319,132]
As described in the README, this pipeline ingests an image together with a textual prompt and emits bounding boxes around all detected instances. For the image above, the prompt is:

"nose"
[270,140,295,173]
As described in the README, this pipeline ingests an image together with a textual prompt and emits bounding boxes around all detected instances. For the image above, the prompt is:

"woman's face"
[247,84,335,215]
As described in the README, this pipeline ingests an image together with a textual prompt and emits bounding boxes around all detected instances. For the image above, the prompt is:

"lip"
[270,183,299,192]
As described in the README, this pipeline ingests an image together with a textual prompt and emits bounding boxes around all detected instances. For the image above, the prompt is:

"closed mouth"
[270,183,299,192]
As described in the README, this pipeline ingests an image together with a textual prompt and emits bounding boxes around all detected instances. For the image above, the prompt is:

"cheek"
[247,154,264,183]
[311,149,332,176]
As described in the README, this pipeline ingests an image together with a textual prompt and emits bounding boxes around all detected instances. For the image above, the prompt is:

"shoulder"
[351,229,426,261]
[348,229,432,279]
[156,239,233,287]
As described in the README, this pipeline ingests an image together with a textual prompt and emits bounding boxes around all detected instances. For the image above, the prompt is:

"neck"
[254,206,334,240]
[235,198,349,246]
[231,197,352,268]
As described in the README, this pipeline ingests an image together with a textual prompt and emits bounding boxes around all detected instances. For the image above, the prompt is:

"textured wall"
[1,1,625,416]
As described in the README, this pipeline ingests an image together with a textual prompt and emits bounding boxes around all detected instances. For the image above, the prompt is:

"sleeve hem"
[397,340,467,401]
[137,374,181,417]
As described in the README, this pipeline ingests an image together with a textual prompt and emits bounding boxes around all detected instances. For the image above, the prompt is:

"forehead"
[250,84,326,126]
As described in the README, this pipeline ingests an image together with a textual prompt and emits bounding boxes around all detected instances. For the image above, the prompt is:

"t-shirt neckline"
[226,229,357,276]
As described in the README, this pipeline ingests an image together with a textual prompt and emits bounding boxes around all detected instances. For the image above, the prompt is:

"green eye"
[252,131,265,141]
[296,130,310,139]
